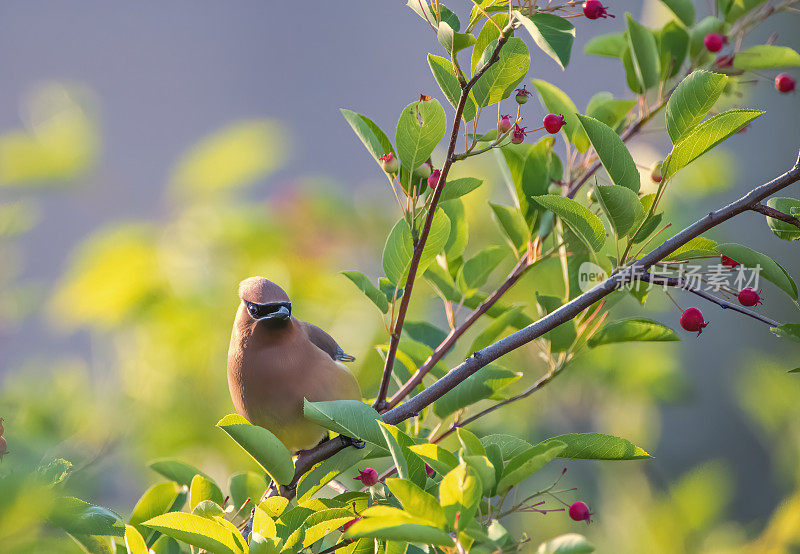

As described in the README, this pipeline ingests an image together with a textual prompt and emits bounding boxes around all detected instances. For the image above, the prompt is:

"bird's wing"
[302,321,356,362]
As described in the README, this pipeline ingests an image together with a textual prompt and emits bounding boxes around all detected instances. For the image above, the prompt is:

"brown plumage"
[227,277,361,452]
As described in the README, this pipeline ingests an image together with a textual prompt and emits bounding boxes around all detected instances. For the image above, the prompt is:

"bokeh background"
[1,1,799,552]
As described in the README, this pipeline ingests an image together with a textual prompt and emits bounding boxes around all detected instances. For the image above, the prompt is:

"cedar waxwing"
[227,277,361,452]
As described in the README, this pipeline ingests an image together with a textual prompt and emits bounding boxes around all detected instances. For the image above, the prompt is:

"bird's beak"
[263,304,291,321]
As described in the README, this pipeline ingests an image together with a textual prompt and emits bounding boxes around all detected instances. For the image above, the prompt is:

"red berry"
[543,114,566,134]
[425,463,435,478]
[704,33,727,53]
[354,467,379,486]
[775,73,796,93]
[569,501,593,523]
[738,287,762,307]
[511,124,529,144]
[515,86,532,104]
[378,153,398,174]
[0,436,6,460]
[583,0,614,19]
[715,54,735,68]
[720,255,739,268]
[498,114,513,134]
[427,169,445,189]
[680,307,708,336]
[342,517,360,532]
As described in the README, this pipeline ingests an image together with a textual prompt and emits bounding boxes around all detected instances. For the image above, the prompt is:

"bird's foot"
[342,435,366,449]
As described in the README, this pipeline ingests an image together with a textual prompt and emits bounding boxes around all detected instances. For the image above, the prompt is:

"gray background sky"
[1,0,799,522]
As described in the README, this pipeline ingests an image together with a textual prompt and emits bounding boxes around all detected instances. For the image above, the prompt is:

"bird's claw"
[344,436,366,449]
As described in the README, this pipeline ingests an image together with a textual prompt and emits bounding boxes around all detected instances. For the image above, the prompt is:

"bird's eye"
[247,303,259,317]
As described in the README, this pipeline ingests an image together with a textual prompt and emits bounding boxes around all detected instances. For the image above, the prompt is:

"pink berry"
[569,501,593,523]
[738,287,762,307]
[511,124,529,144]
[515,86,532,105]
[543,114,566,134]
[775,73,796,93]
[704,33,727,53]
[715,54,735,68]
[354,468,379,486]
[651,162,663,183]
[498,114,513,134]
[427,169,445,189]
[680,308,708,336]
[583,0,614,19]
[378,153,398,174]
[720,255,739,268]
[425,463,435,478]
[342,517,360,532]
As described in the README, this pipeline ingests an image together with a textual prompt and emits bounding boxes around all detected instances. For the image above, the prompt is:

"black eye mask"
[247,302,292,320]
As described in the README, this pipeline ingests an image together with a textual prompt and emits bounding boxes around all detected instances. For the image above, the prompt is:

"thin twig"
[750,202,800,230]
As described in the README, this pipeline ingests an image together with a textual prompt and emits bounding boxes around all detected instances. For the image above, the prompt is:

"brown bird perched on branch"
[227,277,362,452]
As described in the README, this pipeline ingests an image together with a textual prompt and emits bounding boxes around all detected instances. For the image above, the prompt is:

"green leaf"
[765,198,800,240]
[665,70,728,144]
[576,115,640,192]
[536,294,577,352]
[659,0,694,25]
[472,38,531,108]
[663,110,763,180]
[469,306,525,352]
[296,445,371,503]
[770,324,800,342]
[382,211,451,285]
[530,80,590,152]
[458,245,507,290]
[536,433,651,460]
[378,422,428,487]
[50,497,125,538]
[407,443,460,476]
[347,515,453,546]
[537,533,595,554]
[303,400,384,447]
[403,321,448,350]
[717,243,798,299]
[395,99,446,188]
[124,525,148,554]
[625,14,661,90]
[514,11,575,70]
[341,109,394,168]
[662,236,719,260]
[228,472,266,511]
[428,54,478,123]
[456,427,486,456]
[584,32,627,58]
[500,137,558,223]
[531,195,606,251]
[150,534,181,554]
[148,459,210,488]
[216,414,294,485]
[142,513,245,554]
[658,20,690,78]
[192,500,225,520]
[489,202,530,253]
[189,475,224,511]
[471,14,509,73]
[585,93,636,130]
[129,482,183,532]
[594,185,643,237]
[463,455,497,497]
[407,0,460,31]
[439,177,483,202]
[440,463,482,531]
[441,199,468,261]
[385,478,447,528]
[480,434,533,460]
[588,318,679,347]
[496,441,566,494]
[432,364,521,417]
[437,22,476,55]
[343,271,390,313]
[733,45,800,70]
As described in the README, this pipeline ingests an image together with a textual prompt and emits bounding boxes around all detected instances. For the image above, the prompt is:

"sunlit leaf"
[142,512,245,554]
[764,198,800,241]
[537,533,595,553]
[514,11,575,70]
[496,441,566,494]
[531,195,606,251]
[472,38,530,108]
[576,115,640,192]
[536,433,651,460]
[665,70,728,144]
[625,14,661,91]
[717,243,797,298]
[382,211,451,285]
[303,400,384,447]
[588,318,679,347]
[216,414,294,485]
[733,45,800,70]
[432,364,521,417]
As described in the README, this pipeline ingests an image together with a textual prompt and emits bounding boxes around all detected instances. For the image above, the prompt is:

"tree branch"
[638,272,780,327]
[372,20,516,411]
[751,202,800,230]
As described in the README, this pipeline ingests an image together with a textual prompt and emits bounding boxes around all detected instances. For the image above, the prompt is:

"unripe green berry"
[415,161,433,179]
